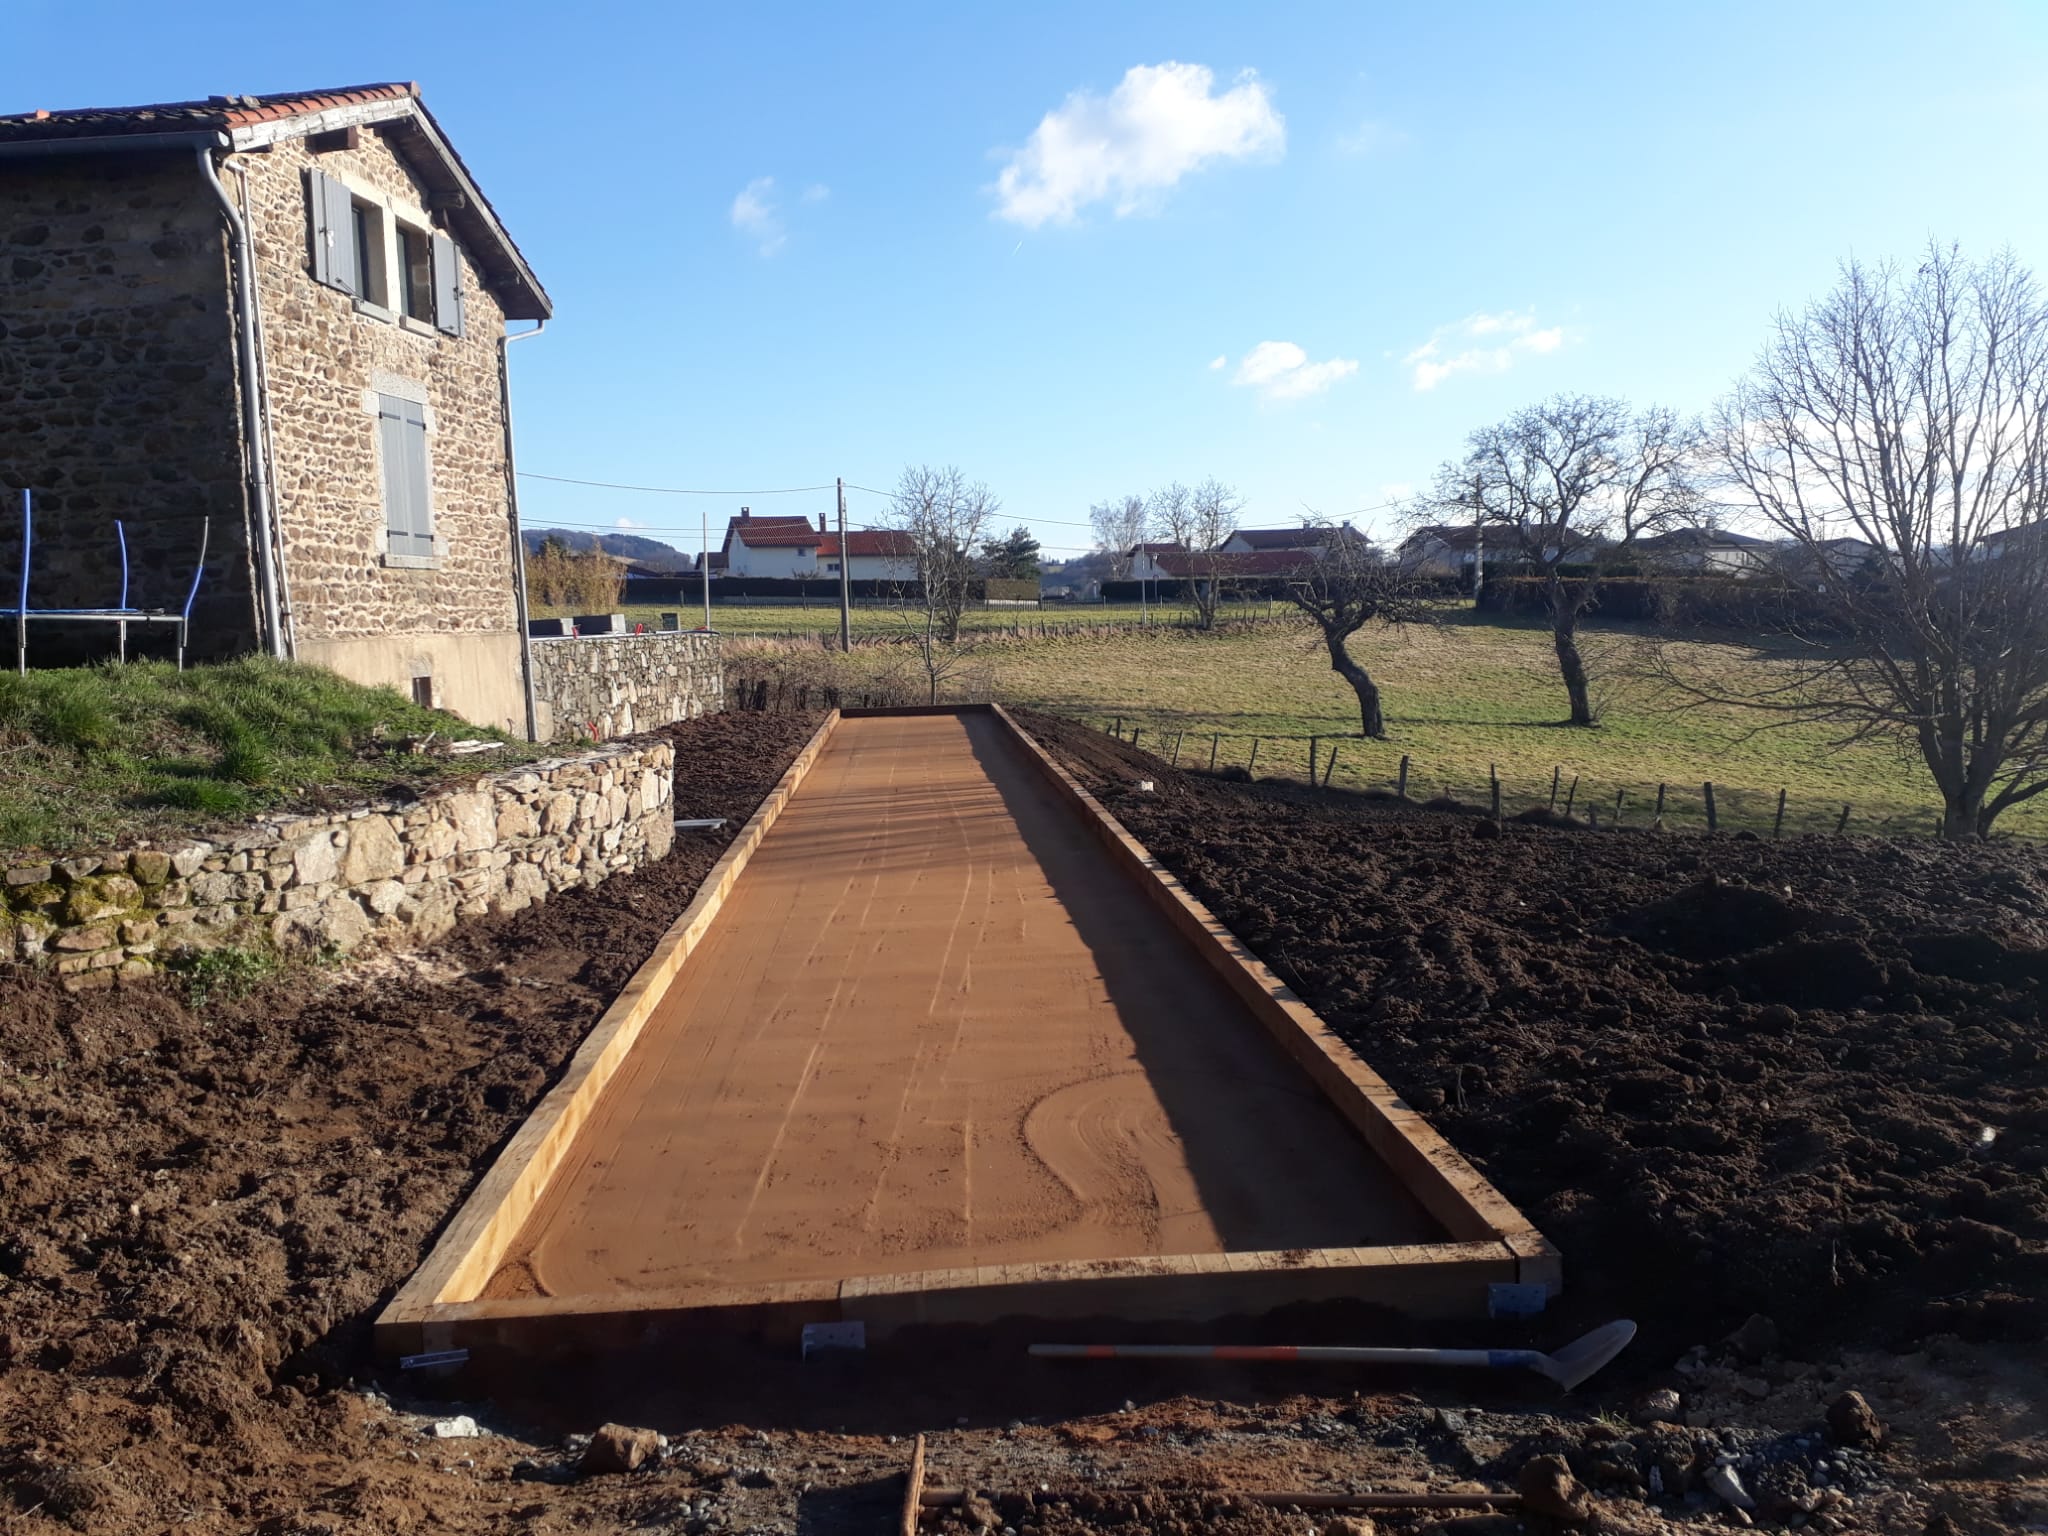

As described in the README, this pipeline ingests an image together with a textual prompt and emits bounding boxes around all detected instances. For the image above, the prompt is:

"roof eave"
[229,98,552,322]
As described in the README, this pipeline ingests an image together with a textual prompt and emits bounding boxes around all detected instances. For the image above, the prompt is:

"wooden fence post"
[1703,781,1718,833]
[1130,727,1141,751]
[1490,763,1502,822]
[1563,775,1579,817]
[1655,782,1667,822]
[1247,738,1260,777]
[1113,715,1122,740]
[1209,734,1219,771]
[1397,755,1410,800]
[1170,732,1183,767]
[1323,748,1340,788]
[1836,803,1852,834]
[1548,766,1561,813]
[1774,787,1787,839]
[1614,787,1625,827]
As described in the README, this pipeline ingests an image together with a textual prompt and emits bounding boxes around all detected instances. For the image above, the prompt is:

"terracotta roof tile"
[0,83,416,141]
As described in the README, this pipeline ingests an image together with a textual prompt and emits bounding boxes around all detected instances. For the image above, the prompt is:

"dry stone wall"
[530,631,723,741]
[1,738,674,991]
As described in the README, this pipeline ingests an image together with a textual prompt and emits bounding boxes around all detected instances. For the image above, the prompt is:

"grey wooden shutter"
[378,397,433,557]
[400,399,432,552]
[431,232,464,336]
[307,169,334,286]
[310,170,358,296]
[378,398,413,550]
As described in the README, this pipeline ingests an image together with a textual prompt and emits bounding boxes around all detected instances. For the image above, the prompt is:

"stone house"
[0,83,552,733]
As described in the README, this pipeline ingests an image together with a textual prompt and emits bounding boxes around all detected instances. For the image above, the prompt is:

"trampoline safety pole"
[15,488,28,676]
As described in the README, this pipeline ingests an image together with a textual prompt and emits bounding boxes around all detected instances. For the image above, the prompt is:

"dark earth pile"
[1014,707,2048,1358]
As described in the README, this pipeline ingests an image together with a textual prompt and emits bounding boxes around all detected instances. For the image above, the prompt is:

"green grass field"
[729,609,2029,838]
[534,598,1281,637]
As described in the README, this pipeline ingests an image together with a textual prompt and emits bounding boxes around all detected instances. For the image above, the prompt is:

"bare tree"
[890,464,1000,644]
[1088,494,1149,578]
[1693,244,2048,839]
[1423,396,1704,726]
[1277,518,1430,738]
[1152,477,1243,629]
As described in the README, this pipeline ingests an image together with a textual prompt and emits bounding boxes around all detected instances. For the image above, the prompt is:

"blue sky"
[10,2,2048,557]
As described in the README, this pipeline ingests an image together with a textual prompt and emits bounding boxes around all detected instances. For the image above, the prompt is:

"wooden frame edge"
[990,704,1556,1284]
[376,709,844,1339]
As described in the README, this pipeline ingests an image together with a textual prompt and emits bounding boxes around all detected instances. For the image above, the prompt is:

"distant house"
[1398,525,1485,577]
[1634,527,1775,578]
[1125,542,1187,582]
[714,510,918,582]
[1399,522,1607,575]
[1217,525,1369,558]
[1772,536,1889,589]
[1974,521,2048,563]
[0,83,552,734]
[1148,549,1319,581]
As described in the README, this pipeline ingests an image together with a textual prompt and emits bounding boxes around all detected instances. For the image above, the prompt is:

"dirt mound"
[1012,707,2048,1359]
[1618,877,1847,960]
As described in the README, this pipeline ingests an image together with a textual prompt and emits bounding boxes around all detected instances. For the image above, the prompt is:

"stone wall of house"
[0,152,255,660]
[234,131,526,730]
[0,738,674,991]
[530,631,724,741]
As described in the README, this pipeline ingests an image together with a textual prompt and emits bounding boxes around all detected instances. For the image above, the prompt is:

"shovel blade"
[1541,1320,1637,1390]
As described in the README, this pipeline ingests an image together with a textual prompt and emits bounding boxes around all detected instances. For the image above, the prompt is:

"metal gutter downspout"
[0,129,285,657]
[500,320,546,741]
[194,142,286,659]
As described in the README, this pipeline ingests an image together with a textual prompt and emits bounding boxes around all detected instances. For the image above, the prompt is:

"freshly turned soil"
[1012,707,2048,1356]
[490,712,1434,1304]
[3,700,2044,1535]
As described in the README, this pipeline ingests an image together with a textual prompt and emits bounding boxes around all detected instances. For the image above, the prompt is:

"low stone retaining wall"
[530,630,723,742]
[1,739,675,990]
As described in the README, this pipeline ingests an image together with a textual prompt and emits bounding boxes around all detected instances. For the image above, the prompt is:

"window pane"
[399,227,432,321]
[353,204,374,298]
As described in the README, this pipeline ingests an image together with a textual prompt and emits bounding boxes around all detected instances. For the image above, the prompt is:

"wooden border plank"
[375,711,843,1348]
[989,705,1556,1284]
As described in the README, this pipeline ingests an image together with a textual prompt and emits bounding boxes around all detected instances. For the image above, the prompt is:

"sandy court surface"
[488,712,1439,1301]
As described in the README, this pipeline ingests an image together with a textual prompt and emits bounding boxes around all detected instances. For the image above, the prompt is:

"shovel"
[1029,1319,1637,1392]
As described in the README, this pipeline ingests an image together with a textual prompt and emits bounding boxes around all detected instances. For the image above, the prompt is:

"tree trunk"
[1549,587,1594,726]
[1326,629,1385,738]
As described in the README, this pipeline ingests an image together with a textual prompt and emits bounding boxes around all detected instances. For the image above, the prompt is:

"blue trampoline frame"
[5,488,210,674]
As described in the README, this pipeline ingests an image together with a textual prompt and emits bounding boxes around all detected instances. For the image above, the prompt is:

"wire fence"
[1086,715,1954,839]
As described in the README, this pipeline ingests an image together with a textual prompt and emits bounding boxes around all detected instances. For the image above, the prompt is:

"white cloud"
[1230,340,1360,402]
[613,517,646,530]
[1402,309,1568,390]
[992,61,1284,227]
[730,176,785,256]
[1208,354,1227,370]
[801,183,830,204]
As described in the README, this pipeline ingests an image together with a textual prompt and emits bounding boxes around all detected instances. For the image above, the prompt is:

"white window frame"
[321,169,447,337]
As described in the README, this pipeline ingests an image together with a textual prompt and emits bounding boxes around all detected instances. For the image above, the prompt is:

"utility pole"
[701,509,711,631]
[836,477,852,652]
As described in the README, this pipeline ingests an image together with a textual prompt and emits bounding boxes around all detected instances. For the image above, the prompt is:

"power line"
[518,472,835,496]
[521,471,1405,533]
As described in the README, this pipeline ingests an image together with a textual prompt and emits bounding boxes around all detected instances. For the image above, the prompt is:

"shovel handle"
[1029,1344,1526,1370]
